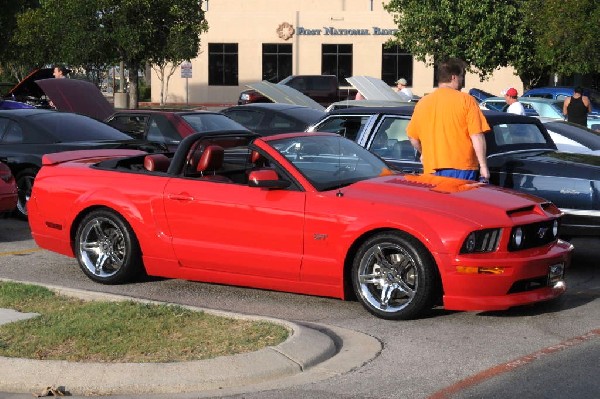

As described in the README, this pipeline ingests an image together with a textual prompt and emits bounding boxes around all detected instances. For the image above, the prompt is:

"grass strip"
[0,281,288,363]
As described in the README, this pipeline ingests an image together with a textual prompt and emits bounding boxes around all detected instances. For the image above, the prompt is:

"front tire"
[75,210,142,284]
[352,232,439,320]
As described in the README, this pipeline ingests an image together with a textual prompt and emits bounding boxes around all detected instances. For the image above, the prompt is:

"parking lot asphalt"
[0,279,381,396]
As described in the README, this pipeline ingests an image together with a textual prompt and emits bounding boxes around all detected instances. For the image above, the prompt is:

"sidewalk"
[0,280,381,396]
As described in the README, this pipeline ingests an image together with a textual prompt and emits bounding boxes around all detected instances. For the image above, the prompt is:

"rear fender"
[68,186,175,261]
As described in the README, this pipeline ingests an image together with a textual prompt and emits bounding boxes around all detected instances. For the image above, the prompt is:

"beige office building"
[152,0,523,106]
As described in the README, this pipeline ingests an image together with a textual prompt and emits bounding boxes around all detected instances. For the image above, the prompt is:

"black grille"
[507,276,548,293]
[508,219,558,251]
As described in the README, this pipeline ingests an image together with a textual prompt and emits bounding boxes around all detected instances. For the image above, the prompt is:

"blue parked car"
[468,88,494,103]
[522,86,600,116]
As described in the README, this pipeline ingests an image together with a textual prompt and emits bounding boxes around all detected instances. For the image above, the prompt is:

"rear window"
[29,112,133,142]
[492,123,549,146]
[181,113,248,132]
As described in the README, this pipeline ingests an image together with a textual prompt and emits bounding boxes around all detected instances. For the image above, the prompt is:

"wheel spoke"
[359,272,382,285]
[396,280,415,298]
[379,282,394,308]
[82,241,100,253]
[94,252,109,275]
[108,252,124,267]
[91,220,106,240]
[373,245,393,270]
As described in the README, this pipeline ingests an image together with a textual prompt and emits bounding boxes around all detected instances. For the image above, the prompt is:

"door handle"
[168,193,194,201]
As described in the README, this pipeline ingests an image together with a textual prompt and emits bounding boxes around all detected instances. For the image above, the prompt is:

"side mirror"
[248,169,290,189]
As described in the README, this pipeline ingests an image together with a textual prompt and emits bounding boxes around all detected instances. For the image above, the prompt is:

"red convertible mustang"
[28,131,572,319]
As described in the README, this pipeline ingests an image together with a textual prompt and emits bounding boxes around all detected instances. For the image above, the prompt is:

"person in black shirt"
[563,86,592,127]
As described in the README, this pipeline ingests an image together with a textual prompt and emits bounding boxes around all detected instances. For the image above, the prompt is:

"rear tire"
[351,232,439,320]
[14,168,38,220]
[75,210,142,284]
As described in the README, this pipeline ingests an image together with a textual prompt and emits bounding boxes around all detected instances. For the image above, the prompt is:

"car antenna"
[336,136,344,197]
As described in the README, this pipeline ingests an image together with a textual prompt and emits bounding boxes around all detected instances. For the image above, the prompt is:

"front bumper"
[440,239,573,311]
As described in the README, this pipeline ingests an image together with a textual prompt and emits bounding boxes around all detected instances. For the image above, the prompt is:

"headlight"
[460,228,502,253]
[552,219,559,237]
[465,233,477,253]
[512,227,524,248]
[240,93,250,101]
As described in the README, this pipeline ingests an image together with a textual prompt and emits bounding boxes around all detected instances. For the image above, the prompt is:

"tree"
[12,0,208,108]
[147,0,208,106]
[383,0,549,89]
[524,0,600,78]
[0,0,42,81]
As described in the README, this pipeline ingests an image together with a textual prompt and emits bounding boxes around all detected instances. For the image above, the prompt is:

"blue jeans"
[434,169,478,181]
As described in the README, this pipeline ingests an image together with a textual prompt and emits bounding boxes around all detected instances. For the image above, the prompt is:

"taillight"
[0,163,13,183]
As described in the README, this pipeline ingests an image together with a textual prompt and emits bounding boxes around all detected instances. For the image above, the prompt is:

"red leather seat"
[195,145,231,182]
[143,154,170,172]
[250,150,268,168]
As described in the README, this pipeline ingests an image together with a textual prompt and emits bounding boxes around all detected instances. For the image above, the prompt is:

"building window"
[208,43,238,86]
[262,44,292,83]
[381,44,413,86]
[322,44,353,83]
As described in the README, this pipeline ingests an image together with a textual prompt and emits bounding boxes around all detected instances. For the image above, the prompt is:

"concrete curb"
[0,278,381,396]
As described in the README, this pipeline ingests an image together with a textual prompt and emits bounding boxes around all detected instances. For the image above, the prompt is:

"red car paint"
[27,131,572,319]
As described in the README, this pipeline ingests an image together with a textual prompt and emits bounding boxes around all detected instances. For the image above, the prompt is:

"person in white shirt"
[503,87,526,115]
[395,78,413,100]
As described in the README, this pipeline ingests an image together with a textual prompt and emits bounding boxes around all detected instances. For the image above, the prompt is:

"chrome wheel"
[358,243,417,312]
[79,217,126,278]
[75,210,142,284]
[352,233,439,320]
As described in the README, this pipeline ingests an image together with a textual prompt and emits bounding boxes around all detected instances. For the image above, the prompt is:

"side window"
[225,110,263,130]
[269,114,295,130]
[0,121,24,143]
[371,117,414,160]
[108,115,147,139]
[147,115,179,142]
[313,116,367,142]
[288,77,306,92]
[0,118,10,142]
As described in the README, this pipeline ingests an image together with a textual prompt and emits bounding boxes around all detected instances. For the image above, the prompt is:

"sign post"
[180,61,193,105]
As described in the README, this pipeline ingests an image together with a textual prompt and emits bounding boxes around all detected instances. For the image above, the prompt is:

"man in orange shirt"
[407,58,490,181]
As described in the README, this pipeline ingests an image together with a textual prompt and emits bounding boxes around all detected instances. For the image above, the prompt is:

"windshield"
[270,135,393,191]
[182,113,249,132]
[29,112,133,142]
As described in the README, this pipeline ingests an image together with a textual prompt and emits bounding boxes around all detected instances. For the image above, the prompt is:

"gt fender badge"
[313,233,328,240]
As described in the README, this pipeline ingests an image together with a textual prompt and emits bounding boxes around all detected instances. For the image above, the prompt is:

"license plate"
[548,263,564,286]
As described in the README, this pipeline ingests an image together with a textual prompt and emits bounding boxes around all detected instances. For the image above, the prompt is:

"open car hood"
[245,81,325,111]
[6,68,54,99]
[346,76,411,102]
[35,78,115,121]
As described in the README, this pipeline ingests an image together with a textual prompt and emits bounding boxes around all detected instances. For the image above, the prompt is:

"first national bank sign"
[298,26,398,36]
[276,22,397,40]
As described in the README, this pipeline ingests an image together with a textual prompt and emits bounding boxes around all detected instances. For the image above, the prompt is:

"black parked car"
[309,107,600,238]
[0,109,166,219]
[221,103,326,136]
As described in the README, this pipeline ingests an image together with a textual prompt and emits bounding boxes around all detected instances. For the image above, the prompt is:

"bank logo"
[276,22,295,40]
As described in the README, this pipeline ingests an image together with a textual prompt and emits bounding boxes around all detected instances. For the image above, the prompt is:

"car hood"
[344,173,556,226]
[245,82,325,111]
[6,68,114,120]
[35,78,114,121]
[6,68,53,99]
[346,76,411,102]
